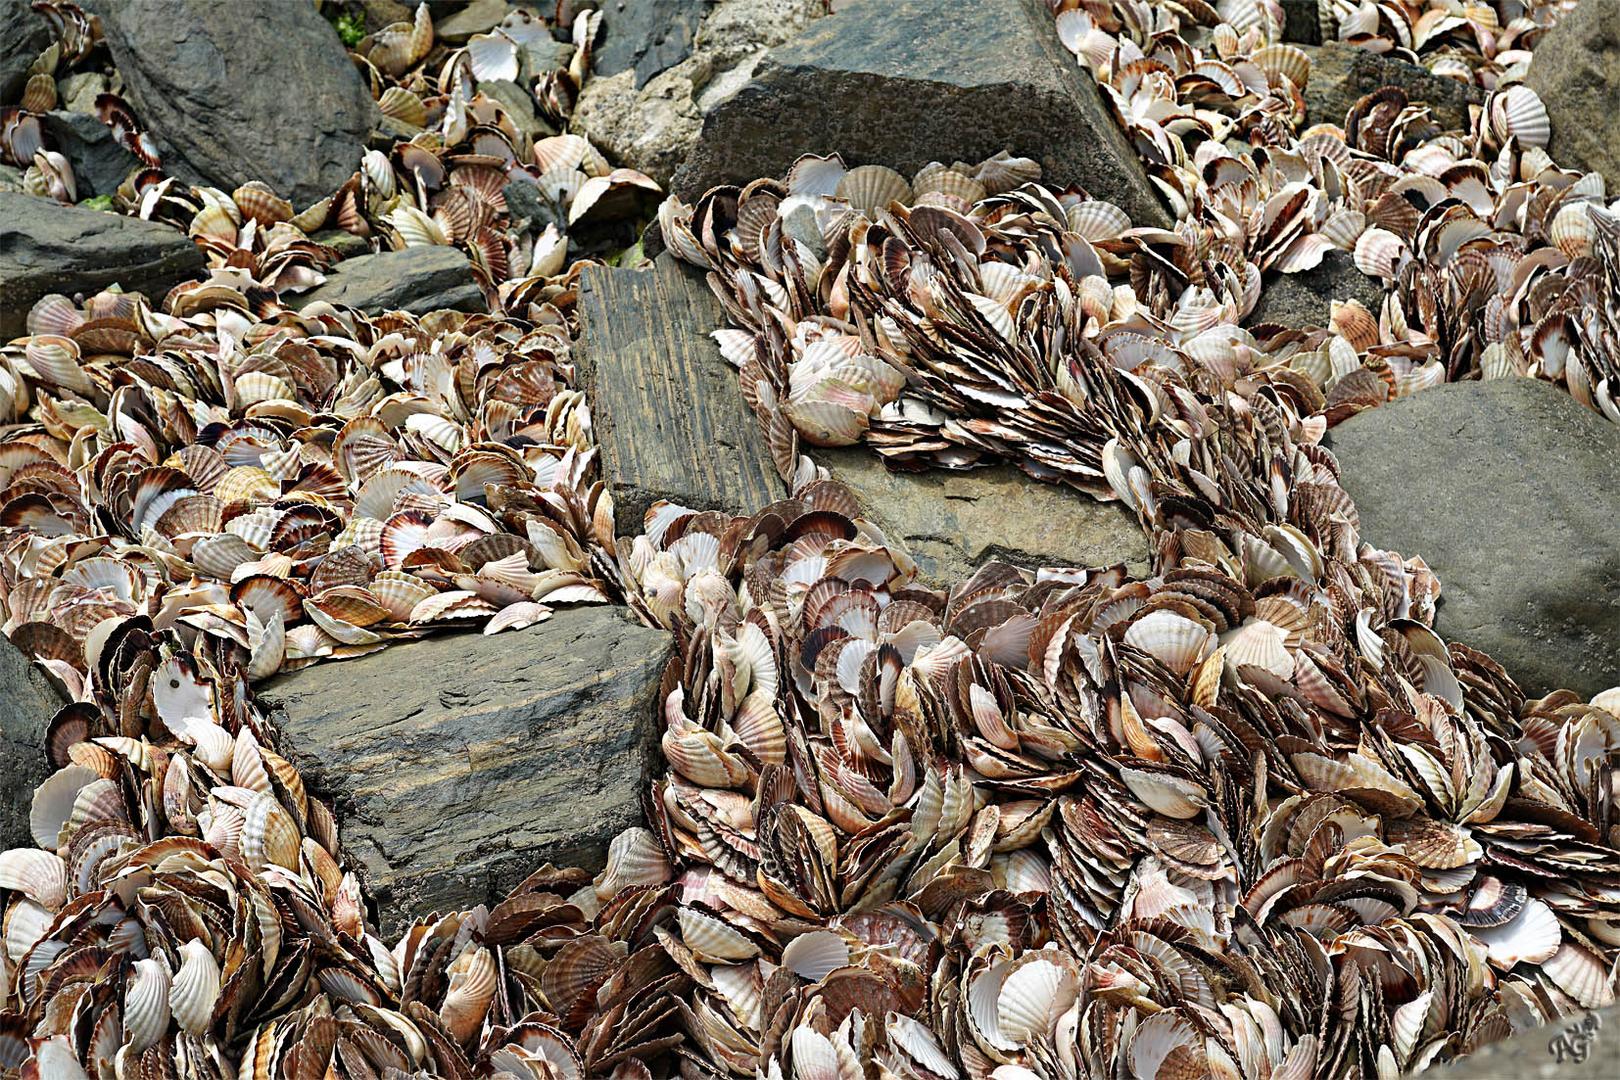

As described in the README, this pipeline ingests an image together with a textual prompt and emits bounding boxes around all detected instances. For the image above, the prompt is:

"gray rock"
[262,607,672,935]
[572,0,825,187]
[817,448,1149,586]
[1431,1005,1620,1079]
[0,0,51,104]
[1525,0,1620,185]
[501,176,551,232]
[433,0,509,40]
[86,0,376,206]
[593,0,711,88]
[40,111,139,198]
[1303,41,1480,132]
[1246,250,1384,331]
[287,247,487,317]
[360,0,414,33]
[0,191,205,337]
[310,228,373,260]
[479,78,553,144]
[0,634,65,850]
[55,71,108,115]
[578,253,787,533]
[1326,378,1620,699]
[668,0,1171,229]
[1279,0,1324,45]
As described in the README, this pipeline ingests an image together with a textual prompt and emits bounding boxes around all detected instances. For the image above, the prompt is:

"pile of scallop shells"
[2,3,1619,1080]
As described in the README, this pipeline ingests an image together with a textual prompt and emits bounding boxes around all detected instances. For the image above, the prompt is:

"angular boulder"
[0,192,205,337]
[0,0,51,104]
[262,607,673,935]
[40,111,139,198]
[1303,42,1480,132]
[574,0,827,186]
[1525,0,1620,184]
[669,0,1171,229]
[87,0,376,206]
[817,448,1149,585]
[1327,378,1620,699]
[578,254,788,533]
[287,247,486,316]
[0,634,65,850]
[1245,250,1384,331]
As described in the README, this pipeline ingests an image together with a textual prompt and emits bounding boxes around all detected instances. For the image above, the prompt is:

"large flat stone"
[86,0,376,206]
[1326,378,1620,699]
[287,247,486,316]
[0,634,66,851]
[262,607,672,935]
[0,192,206,337]
[669,0,1170,229]
[817,448,1148,586]
[1303,42,1481,132]
[1525,0,1620,185]
[578,254,787,533]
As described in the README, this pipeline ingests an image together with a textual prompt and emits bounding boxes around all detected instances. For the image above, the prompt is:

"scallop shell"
[241,793,300,871]
[1493,85,1550,149]
[780,929,849,981]
[440,946,498,1042]
[169,938,220,1035]
[0,849,67,909]
[835,164,912,213]
[595,827,672,901]
[677,905,760,962]
[123,956,171,1052]
[1122,610,1214,675]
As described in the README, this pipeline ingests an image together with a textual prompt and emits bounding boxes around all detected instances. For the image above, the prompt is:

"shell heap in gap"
[2,1,1619,1079]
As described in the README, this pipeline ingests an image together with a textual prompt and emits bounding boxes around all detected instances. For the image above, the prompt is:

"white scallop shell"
[169,938,221,1035]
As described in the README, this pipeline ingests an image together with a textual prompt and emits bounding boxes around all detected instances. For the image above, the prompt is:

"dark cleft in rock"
[670,0,1170,229]
[263,607,673,936]
[1327,378,1620,699]
[86,0,376,206]
[1245,250,1385,332]
[1525,0,1620,185]
[1303,41,1480,132]
[0,634,66,850]
[287,247,486,317]
[1279,0,1324,45]
[39,111,139,198]
[0,0,51,104]
[592,0,712,88]
[0,191,205,337]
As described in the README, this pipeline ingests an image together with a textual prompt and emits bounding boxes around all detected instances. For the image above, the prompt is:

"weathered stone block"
[288,247,486,317]
[86,0,376,206]
[0,634,65,851]
[670,0,1171,228]
[262,607,673,935]
[1303,41,1480,132]
[0,192,205,337]
[578,254,787,533]
[1327,379,1620,699]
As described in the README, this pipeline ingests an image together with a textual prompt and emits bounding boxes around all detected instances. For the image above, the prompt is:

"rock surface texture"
[579,253,788,533]
[1245,250,1384,331]
[573,0,827,186]
[1525,0,1620,185]
[1328,378,1620,699]
[1303,41,1480,132]
[669,0,1171,228]
[0,192,205,337]
[87,0,376,206]
[0,0,51,103]
[0,634,65,851]
[1430,1004,1620,1078]
[816,448,1149,586]
[39,110,139,198]
[288,247,487,317]
[263,608,672,935]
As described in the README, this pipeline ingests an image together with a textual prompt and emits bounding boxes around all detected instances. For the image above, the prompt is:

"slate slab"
[1525,0,1620,185]
[0,634,66,851]
[0,192,205,338]
[1245,250,1384,331]
[262,607,673,935]
[1303,42,1481,132]
[817,448,1150,586]
[578,254,787,533]
[287,247,486,316]
[1327,378,1620,699]
[669,0,1171,229]
[86,0,376,206]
